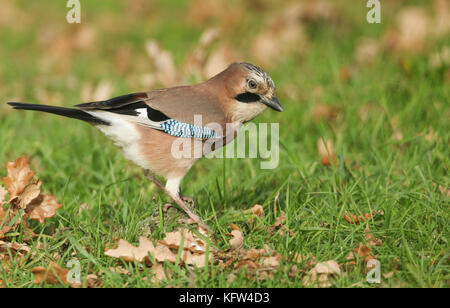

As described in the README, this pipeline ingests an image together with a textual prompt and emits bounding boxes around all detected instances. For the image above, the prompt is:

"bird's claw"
[180,195,195,208]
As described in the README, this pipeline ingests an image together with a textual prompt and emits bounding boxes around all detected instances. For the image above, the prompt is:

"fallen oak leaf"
[345,243,375,264]
[312,104,342,123]
[261,253,281,268]
[86,274,102,288]
[303,260,341,288]
[150,263,172,283]
[145,40,178,87]
[2,155,34,199]
[344,212,359,224]
[159,228,208,254]
[229,223,241,231]
[344,210,384,224]
[0,185,7,204]
[181,250,211,268]
[11,179,41,210]
[105,237,176,264]
[0,240,32,258]
[0,225,12,240]
[229,229,244,250]
[245,248,266,259]
[317,139,337,166]
[364,223,383,247]
[250,204,264,219]
[32,262,68,285]
[26,194,61,223]
[268,210,289,235]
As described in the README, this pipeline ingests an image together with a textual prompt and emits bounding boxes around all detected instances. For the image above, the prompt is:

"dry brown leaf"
[344,210,384,224]
[338,66,354,83]
[433,0,450,37]
[315,260,341,275]
[229,229,244,250]
[0,156,62,230]
[345,243,374,264]
[145,40,178,87]
[184,27,221,78]
[433,183,450,197]
[383,271,394,279]
[0,207,7,226]
[159,228,208,254]
[0,225,12,240]
[150,263,172,283]
[203,43,241,79]
[0,240,31,256]
[86,274,102,288]
[344,212,359,224]
[32,262,68,284]
[354,38,379,66]
[227,273,237,283]
[105,237,176,264]
[273,210,286,228]
[317,139,337,166]
[229,223,241,231]
[105,237,154,263]
[246,248,266,259]
[312,104,342,123]
[251,3,307,67]
[182,250,210,268]
[26,194,62,223]
[91,81,113,102]
[186,0,243,29]
[382,5,449,54]
[303,260,340,288]
[2,155,34,199]
[262,254,281,268]
[0,185,7,204]
[288,264,298,278]
[267,210,290,236]
[250,204,264,219]
[13,179,41,209]
[364,223,383,247]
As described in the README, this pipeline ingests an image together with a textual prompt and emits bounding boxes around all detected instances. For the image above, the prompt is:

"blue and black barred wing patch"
[160,119,221,139]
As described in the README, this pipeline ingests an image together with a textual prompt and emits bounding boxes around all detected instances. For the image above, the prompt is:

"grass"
[0,0,449,287]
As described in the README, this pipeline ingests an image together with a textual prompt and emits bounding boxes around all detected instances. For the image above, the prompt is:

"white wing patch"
[135,108,148,119]
[86,109,165,130]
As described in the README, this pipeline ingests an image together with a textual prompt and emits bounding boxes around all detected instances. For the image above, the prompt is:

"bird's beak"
[261,95,283,112]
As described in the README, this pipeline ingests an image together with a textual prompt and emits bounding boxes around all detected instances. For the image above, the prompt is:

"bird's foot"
[144,169,213,235]
[173,195,213,235]
[180,195,195,208]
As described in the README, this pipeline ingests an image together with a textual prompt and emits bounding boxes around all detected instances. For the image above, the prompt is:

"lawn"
[0,0,448,288]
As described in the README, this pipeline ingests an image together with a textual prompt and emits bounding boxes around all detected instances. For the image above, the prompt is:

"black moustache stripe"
[235,92,260,103]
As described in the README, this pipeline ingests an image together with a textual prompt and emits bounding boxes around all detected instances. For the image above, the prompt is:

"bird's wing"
[75,88,225,139]
[144,86,227,125]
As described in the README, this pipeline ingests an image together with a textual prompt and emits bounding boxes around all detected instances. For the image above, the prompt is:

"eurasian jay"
[8,62,283,233]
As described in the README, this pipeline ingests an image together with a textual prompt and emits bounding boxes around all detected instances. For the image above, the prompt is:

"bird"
[7,62,283,233]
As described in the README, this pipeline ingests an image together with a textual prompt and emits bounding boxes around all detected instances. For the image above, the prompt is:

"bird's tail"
[7,102,109,125]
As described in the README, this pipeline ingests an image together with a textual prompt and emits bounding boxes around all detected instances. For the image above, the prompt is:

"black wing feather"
[75,92,170,122]
[75,92,148,110]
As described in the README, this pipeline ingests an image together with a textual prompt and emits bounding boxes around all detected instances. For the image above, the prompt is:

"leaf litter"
[0,155,67,286]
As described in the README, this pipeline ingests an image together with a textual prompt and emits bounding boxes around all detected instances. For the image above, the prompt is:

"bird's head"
[212,62,283,123]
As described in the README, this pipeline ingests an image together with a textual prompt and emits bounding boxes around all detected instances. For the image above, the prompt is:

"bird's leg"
[144,170,212,234]
[180,195,195,208]
[144,170,167,192]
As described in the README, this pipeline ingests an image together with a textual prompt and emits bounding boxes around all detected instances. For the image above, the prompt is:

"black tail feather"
[7,102,110,125]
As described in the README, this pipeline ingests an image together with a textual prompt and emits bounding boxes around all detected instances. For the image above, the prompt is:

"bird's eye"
[248,79,257,89]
